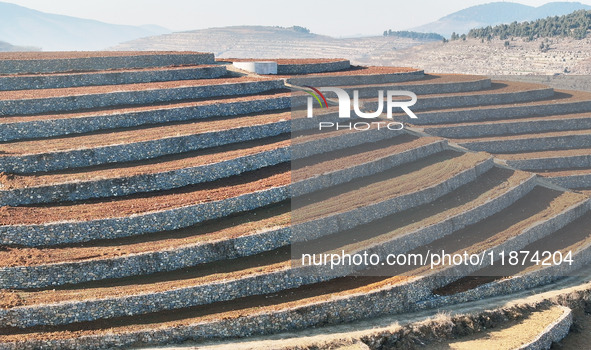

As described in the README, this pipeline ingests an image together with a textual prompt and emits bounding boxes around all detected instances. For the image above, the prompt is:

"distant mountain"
[0,40,39,52]
[0,1,170,51]
[411,1,591,37]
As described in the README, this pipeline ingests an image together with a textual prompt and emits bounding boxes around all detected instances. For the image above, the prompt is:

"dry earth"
[114,27,591,75]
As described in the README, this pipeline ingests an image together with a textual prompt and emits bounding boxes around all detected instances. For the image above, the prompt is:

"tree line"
[382,30,444,41]
[465,9,591,41]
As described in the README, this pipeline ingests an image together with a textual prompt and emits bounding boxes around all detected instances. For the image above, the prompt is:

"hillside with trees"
[382,30,444,41]
[466,9,591,41]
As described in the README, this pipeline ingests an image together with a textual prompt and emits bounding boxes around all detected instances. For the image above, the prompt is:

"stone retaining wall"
[4,185,584,349]
[0,120,290,174]
[350,78,491,98]
[0,137,443,290]
[414,202,591,312]
[0,128,410,247]
[0,143,290,206]
[0,162,535,328]
[0,95,291,142]
[293,157,494,242]
[364,88,554,113]
[426,116,591,139]
[544,174,591,189]
[507,156,591,171]
[520,306,572,350]
[0,80,285,116]
[286,70,424,87]
[0,53,215,75]
[460,134,591,153]
[0,65,227,91]
[277,60,350,75]
[409,100,591,125]
[0,118,406,203]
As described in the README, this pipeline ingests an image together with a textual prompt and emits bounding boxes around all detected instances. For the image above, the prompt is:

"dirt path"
[425,306,566,349]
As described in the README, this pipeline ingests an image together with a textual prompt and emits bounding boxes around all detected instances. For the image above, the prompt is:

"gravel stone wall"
[349,78,491,98]
[0,65,227,91]
[286,70,424,86]
[426,115,591,139]
[0,53,215,74]
[0,96,291,142]
[0,164,536,327]
[364,88,554,112]
[0,120,290,174]
[277,60,350,75]
[0,80,285,116]
[460,134,591,153]
[409,100,591,125]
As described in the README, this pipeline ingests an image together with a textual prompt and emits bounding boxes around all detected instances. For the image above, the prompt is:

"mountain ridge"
[0,1,170,51]
[411,1,591,37]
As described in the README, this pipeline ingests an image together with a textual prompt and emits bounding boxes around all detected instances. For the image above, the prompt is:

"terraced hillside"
[1,51,591,349]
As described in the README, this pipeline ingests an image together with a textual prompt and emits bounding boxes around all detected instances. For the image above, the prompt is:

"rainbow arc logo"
[304,86,329,109]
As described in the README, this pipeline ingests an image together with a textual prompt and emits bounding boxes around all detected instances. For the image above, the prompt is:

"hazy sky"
[3,0,591,37]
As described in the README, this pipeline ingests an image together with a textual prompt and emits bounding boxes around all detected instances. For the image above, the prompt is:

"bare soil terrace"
[294,151,488,223]
[277,65,419,78]
[403,90,591,121]
[457,127,591,144]
[0,202,291,268]
[0,109,291,156]
[0,163,290,226]
[9,246,293,306]
[439,210,591,294]
[0,90,291,124]
[0,275,408,342]
[0,172,583,343]
[425,306,565,349]
[0,135,433,266]
[422,111,591,129]
[496,147,591,160]
[393,81,549,99]
[0,51,207,61]
[0,76,274,101]
[0,64,224,78]
[220,58,347,64]
[0,132,429,225]
[19,183,567,308]
[0,135,291,189]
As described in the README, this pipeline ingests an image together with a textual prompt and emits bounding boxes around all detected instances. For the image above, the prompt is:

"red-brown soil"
[422,111,591,129]
[0,202,290,268]
[294,152,489,222]
[219,58,347,64]
[0,164,290,226]
[496,147,591,160]
[458,127,591,144]
[0,134,440,225]
[2,64,223,78]
[0,51,208,61]
[0,90,291,124]
[0,135,290,189]
[0,110,291,156]
[0,275,409,342]
[0,76,275,101]
[0,135,434,267]
[395,81,549,100]
[277,65,420,78]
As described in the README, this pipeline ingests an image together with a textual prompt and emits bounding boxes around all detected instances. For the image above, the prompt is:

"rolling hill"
[112,25,438,62]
